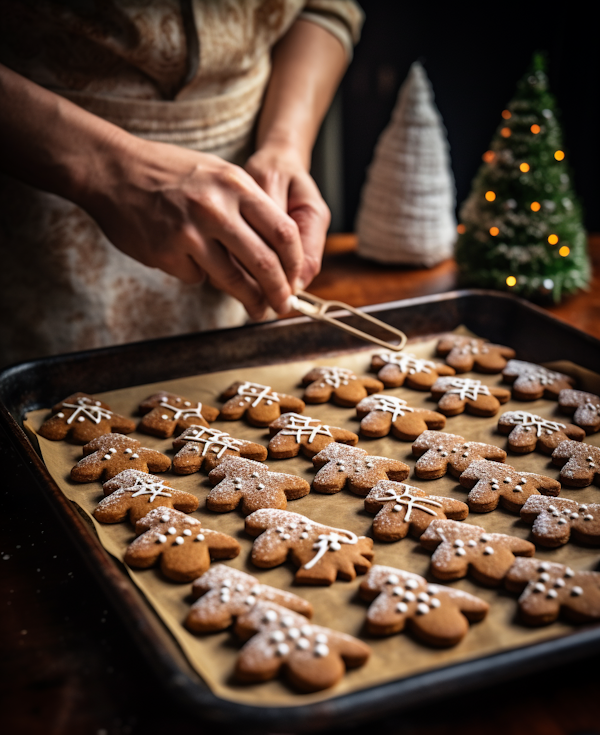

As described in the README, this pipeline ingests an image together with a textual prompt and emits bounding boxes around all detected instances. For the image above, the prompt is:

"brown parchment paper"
[23,332,600,707]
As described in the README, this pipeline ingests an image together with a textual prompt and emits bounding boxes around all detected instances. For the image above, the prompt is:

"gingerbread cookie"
[520,495,600,548]
[419,519,535,586]
[370,351,455,390]
[505,558,600,625]
[502,360,576,400]
[311,443,409,496]
[172,425,267,475]
[458,460,561,514]
[551,440,600,487]
[412,430,506,480]
[431,377,510,417]
[558,389,600,434]
[206,456,310,514]
[245,509,374,585]
[436,335,515,374]
[268,413,358,459]
[301,366,383,407]
[497,410,585,454]
[234,601,371,692]
[359,565,489,645]
[219,381,305,426]
[186,565,313,633]
[94,470,198,525]
[137,391,219,438]
[71,434,171,483]
[364,481,469,542]
[356,394,446,441]
[125,507,240,582]
[38,392,135,444]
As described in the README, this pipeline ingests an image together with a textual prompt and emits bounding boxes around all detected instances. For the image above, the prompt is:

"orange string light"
[559,246,570,257]
[457,224,466,234]
[519,163,530,172]
[530,201,541,212]
[482,150,495,163]
[554,150,565,161]
[485,191,496,202]
[506,276,517,287]
[489,227,499,236]
[530,124,541,134]
[548,234,559,245]
[501,110,512,119]
[501,127,511,138]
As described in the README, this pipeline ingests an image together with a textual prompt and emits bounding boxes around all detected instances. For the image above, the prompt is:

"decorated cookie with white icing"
[311,443,409,496]
[364,481,469,542]
[94,469,198,524]
[356,394,446,441]
[458,459,561,514]
[125,507,240,582]
[551,440,600,488]
[419,519,535,586]
[301,366,383,406]
[359,565,489,646]
[137,391,219,437]
[70,433,171,483]
[39,392,135,444]
[268,412,358,459]
[436,335,516,374]
[558,389,600,434]
[206,456,310,514]
[520,495,600,548]
[245,509,374,585]
[233,601,371,692]
[370,351,455,390]
[219,381,305,426]
[502,359,576,401]
[505,558,600,625]
[412,430,507,480]
[431,377,511,417]
[172,425,267,475]
[186,565,313,633]
[497,410,584,454]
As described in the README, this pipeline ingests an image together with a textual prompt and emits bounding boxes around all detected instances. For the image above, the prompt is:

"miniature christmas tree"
[455,54,590,303]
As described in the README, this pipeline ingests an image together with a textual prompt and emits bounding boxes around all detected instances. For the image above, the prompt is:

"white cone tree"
[356,62,456,267]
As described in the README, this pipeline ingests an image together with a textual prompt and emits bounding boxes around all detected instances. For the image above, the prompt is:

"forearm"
[255,18,348,167]
[0,63,131,206]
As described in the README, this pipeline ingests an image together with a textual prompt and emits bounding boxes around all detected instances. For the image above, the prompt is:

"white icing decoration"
[377,351,436,375]
[371,394,415,422]
[316,367,356,389]
[236,382,280,408]
[396,602,408,613]
[406,579,419,590]
[62,397,113,425]
[444,378,491,401]
[296,638,310,650]
[503,410,566,437]
[279,413,333,444]
[571,586,583,596]
[304,529,358,570]
[369,485,442,521]
[276,643,290,656]
[129,476,173,503]
[314,643,329,657]
[430,597,441,608]
[179,426,244,458]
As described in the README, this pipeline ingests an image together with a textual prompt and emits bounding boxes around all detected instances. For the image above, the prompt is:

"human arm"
[0,63,306,319]
[245,18,349,289]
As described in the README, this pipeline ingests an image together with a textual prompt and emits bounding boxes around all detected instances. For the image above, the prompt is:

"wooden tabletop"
[2,236,600,735]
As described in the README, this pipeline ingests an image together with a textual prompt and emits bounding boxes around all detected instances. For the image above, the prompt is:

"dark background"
[334,1,599,232]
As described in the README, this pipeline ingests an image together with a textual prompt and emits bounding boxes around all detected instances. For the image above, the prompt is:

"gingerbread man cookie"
[172,425,267,475]
[94,470,198,525]
[419,519,535,586]
[71,434,171,483]
[436,335,516,374]
[370,351,455,390]
[431,377,510,417]
[206,456,310,514]
[356,394,446,441]
[502,360,576,400]
[219,381,305,426]
[505,558,600,625]
[311,443,409,496]
[412,430,506,480]
[38,392,135,444]
[359,565,489,646]
[558,389,600,434]
[458,459,561,514]
[245,509,374,585]
[497,410,585,454]
[234,601,371,692]
[300,366,383,407]
[268,413,358,459]
[137,391,219,438]
[551,440,600,487]
[520,495,600,548]
[125,507,240,582]
[364,481,469,542]
[186,565,313,633]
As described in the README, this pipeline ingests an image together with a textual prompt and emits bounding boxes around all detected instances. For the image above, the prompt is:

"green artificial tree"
[455,54,590,303]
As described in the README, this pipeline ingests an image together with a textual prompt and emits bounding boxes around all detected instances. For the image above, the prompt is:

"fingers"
[245,160,289,212]
[287,173,330,288]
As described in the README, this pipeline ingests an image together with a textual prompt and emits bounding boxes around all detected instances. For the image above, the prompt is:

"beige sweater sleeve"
[299,0,365,60]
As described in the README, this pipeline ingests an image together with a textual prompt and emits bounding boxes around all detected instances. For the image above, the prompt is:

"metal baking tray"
[2,289,600,732]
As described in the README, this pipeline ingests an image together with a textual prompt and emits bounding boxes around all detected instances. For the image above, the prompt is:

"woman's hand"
[245,143,330,290]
